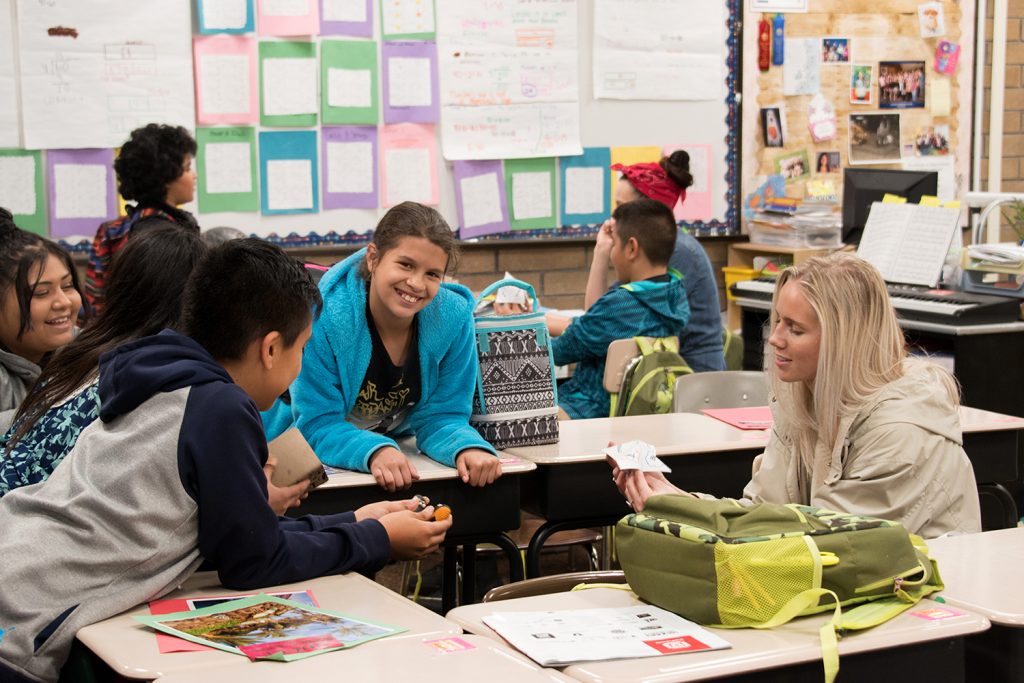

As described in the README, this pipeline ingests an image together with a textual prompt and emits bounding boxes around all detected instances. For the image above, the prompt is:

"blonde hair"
[765,252,958,468]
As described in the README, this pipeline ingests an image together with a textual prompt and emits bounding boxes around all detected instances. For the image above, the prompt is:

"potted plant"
[1001,200,1024,244]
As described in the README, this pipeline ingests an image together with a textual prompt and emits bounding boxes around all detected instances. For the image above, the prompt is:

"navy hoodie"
[0,330,389,683]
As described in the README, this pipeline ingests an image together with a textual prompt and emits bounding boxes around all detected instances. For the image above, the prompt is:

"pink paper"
[193,36,258,125]
[380,123,439,207]
[701,406,773,430]
[663,144,712,222]
[258,0,320,36]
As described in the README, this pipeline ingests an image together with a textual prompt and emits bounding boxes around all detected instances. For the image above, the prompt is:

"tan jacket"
[740,364,981,538]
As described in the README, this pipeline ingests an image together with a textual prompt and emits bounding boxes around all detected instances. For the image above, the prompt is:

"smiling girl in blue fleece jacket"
[264,202,501,492]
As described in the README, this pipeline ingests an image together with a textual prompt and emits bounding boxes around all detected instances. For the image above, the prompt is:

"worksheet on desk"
[483,605,730,666]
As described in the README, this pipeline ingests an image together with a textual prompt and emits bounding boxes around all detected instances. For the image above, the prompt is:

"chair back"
[482,570,627,602]
[603,338,641,393]
[673,371,768,413]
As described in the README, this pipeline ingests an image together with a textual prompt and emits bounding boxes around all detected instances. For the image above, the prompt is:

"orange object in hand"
[433,504,451,521]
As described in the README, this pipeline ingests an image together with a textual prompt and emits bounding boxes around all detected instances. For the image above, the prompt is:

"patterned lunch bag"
[470,279,560,449]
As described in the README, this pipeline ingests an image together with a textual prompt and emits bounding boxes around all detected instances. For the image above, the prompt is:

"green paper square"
[504,157,557,231]
[259,41,319,128]
[321,40,379,125]
[196,127,259,214]
[0,149,46,235]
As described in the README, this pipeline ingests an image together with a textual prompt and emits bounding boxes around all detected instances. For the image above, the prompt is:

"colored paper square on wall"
[197,126,259,213]
[259,130,319,215]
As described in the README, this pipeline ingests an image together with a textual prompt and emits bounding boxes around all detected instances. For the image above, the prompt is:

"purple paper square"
[381,41,439,124]
[321,126,379,209]
[46,149,117,239]
[453,160,509,239]
[319,0,373,37]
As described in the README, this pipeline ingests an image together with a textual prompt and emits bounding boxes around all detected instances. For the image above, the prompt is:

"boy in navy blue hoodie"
[547,199,691,419]
[0,239,451,683]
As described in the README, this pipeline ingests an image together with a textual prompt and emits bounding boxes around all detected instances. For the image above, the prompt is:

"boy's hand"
[594,219,615,259]
[380,507,453,560]
[456,449,502,487]
[264,457,310,515]
[369,446,420,491]
[354,496,423,522]
[493,301,531,316]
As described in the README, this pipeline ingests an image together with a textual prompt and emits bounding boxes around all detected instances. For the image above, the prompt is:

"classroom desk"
[928,527,1024,682]
[447,587,989,683]
[290,447,537,612]
[153,634,575,682]
[75,570,462,681]
[506,408,1024,577]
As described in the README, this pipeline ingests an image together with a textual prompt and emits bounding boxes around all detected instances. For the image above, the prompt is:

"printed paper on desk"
[482,605,730,666]
[604,441,671,473]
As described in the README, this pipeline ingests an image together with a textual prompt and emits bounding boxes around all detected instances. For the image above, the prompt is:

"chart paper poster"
[0,149,45,234]
[17,0,195,149]
[322,125,378,209]
[0,0,20,148]
[664,144,712,221]
[47,148,115,239]
[453,159,509,239]
[380,123,438,207]
[610,146,660,207]
[258,0,320,36]
[259,130,319,215]
[560,147,611,226]
[321,0,372,37]
[380,0,435,40]
[436,0,581,160]
[504,157,556,231]
[321,39,378,125]
[783,38,819,97]
[198,0,254,33]
[593,0,725,101]
[194,36,258,125]
[197,126,258,213]
[381,41,438,124]
[259,40,318,127]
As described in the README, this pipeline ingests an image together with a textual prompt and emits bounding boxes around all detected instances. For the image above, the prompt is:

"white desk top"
[928,527,1024,627]
[448,587,989,683]
[152,634,575,682]
[503,406,1023,466]
[76,571,461,680]
[319,446,535,490]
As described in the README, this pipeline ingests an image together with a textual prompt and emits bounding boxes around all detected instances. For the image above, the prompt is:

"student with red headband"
[581,151,725,372]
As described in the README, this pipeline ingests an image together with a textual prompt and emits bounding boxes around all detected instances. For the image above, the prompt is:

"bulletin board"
[740,0,974,223]
[0,0,743,245]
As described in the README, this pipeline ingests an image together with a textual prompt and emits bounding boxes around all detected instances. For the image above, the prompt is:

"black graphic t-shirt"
[347,302,421,434]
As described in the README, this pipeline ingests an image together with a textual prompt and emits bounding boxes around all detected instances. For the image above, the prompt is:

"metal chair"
[672,370,769,413]
[483,570,627,602]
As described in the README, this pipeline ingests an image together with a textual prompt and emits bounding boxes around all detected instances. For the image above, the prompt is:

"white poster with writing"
[436,0,581,159]
[593,0,725,101]
[0,0,20,147]
[17,0,194,149]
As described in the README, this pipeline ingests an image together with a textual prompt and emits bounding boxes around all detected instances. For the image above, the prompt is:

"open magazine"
[135,594,404,662]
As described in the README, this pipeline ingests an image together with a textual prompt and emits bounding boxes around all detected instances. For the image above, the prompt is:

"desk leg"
[442,545,458,614]
[526,517,618,579]
[441,533,523,612]
[461,544,477,606]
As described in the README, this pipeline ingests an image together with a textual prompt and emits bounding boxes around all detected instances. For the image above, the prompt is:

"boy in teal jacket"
[549,199,691,419]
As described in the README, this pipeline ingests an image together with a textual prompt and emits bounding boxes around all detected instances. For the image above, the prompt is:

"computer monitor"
[842,168,939,244]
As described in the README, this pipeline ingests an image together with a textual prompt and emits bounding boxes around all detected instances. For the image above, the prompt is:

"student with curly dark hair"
[84,123,200,315]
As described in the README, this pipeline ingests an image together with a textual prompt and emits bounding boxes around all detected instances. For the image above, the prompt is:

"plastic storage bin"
[722,266,760,300]
[748,223,843,249]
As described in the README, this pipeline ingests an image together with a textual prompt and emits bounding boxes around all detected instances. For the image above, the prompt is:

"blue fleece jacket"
[671,230,725,372]
[264,249,496,471]
[553,274,690,419]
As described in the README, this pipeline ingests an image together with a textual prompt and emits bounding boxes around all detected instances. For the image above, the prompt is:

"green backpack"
[609,336,693,417]
[616,496,943,682]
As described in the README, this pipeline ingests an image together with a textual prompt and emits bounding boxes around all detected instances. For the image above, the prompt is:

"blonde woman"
[611,253,981,538]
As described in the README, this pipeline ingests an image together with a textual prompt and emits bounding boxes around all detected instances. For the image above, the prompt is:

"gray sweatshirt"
[0,348,40,433]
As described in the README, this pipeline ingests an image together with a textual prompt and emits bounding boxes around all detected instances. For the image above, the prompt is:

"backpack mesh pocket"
[714,535,816,626]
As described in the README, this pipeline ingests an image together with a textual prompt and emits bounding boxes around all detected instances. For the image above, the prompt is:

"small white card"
[604,440,671,473]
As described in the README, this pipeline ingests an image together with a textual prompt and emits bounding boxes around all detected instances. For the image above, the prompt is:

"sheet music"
[856,202,959,286]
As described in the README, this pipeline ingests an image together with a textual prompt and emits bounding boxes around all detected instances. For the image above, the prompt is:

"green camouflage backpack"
[616,495,943,682]
[609,336,693,417]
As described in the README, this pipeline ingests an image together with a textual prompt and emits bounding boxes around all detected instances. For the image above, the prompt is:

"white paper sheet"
[53,164,107,219]
[0,155,36,215]
[382,0,434,36]
[783,38,819,96]
[201,54,252,115]
[202,0,248,29]
[857,202,960,286]
[266,158,313,210]
[385,148,432,203]
[460,172,503,228]
[322,0,366,22]
[18,1,194,148]
[263,0,307,17]
[511,171,552,221]
[902,156,957,201]
[205,142,252,194]
[263,57,318,115]
[388,57,432,107]
[441,103,581,160]
[592,0,725,101]
[326,140,373,193]
[564,166,604,215]
[0,0,20,147]
[327,68,372,108]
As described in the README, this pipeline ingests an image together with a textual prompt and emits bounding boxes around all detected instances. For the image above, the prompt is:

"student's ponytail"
[660,150,694,190]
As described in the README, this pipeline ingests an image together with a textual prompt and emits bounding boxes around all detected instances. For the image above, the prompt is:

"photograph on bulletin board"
[850,64,874,105]
[760,106,785,148]
[820,37,850,64]
[879,62,925,109]
[849,113,902,165]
